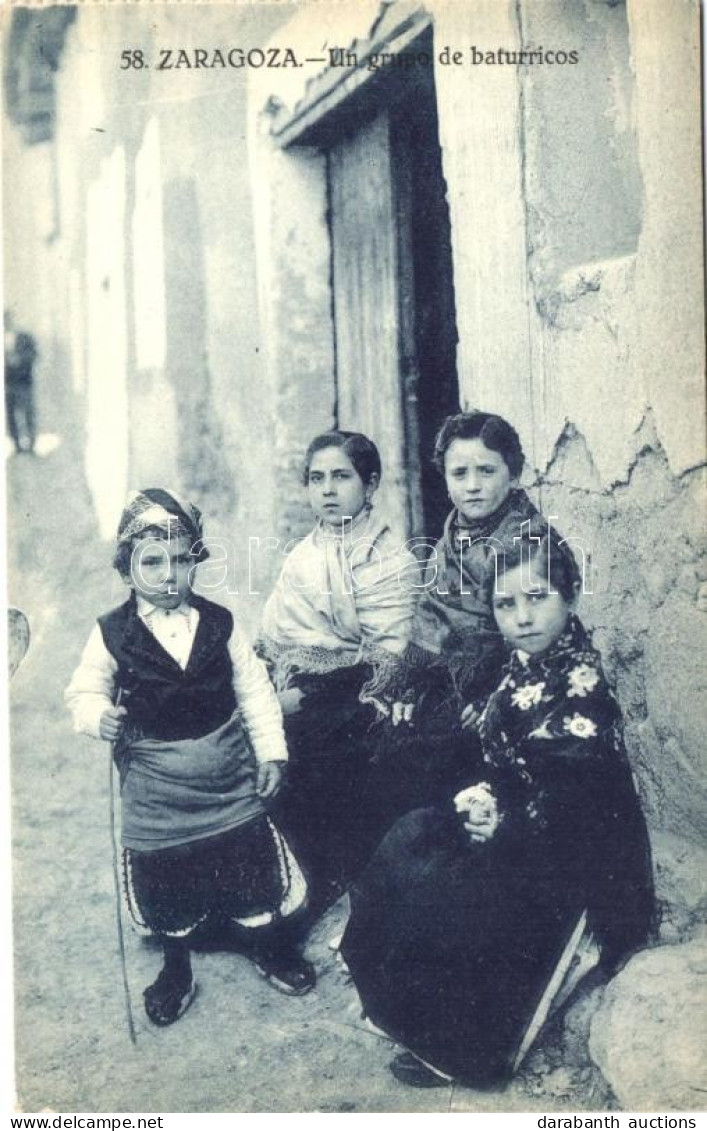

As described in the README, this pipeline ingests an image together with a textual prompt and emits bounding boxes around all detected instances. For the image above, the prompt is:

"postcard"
[3,0,705,1116]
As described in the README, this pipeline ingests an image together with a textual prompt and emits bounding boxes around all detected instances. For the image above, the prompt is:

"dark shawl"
[406,488,541,701]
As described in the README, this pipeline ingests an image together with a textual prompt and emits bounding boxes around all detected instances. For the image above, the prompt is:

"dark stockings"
[143,936,195,1026]
[161,936,192,984]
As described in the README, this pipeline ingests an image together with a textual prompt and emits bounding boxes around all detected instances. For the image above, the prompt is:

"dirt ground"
[7,418,604,1115]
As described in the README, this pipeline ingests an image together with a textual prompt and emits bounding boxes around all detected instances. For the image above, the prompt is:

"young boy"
[66,488,315,1026]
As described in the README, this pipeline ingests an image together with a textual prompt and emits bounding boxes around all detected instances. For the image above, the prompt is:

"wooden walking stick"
[108,688,137,1045]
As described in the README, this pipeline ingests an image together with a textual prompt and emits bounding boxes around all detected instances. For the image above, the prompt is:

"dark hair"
[484,525,581,604]
[113,523,207,578]
[433,411,524,479]
[302,430,382,486]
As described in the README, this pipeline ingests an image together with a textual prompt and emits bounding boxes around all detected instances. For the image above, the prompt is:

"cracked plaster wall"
[535,421,706,844]
[253,0,705,848]
[515,0,706,847]
[429,0,705,847]
[432,0,704,477]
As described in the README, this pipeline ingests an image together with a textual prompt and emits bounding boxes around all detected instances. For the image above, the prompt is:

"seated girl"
[366,409,542,829]
[341,529,655,1089]
[256,430,418,909]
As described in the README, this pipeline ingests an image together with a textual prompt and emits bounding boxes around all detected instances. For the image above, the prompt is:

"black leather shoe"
[143,967,196,1026]
[390,1051,451,1088]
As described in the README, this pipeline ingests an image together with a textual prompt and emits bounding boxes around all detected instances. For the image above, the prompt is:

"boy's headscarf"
[116,488,205,554]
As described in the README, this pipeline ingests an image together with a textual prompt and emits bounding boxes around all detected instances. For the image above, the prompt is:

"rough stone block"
[589,937,707,1109]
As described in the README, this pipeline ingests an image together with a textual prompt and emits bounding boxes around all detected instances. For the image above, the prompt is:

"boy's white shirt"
[64,596,288,763]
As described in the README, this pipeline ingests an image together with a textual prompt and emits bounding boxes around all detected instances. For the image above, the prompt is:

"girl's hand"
[391,700,415,727]
[257,760,286,800]
[278,688,304,716]
[463,810,501,843]
[460,703,481,730]
[99,706,127,742]
[454,783,502,843]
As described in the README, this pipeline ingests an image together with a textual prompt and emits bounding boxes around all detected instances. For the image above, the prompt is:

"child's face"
[444,438,517,522]
[307,446,376,528]
[127,533,194,609]
[492,558,573,656]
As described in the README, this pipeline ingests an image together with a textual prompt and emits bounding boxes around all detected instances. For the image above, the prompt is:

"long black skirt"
[362,676,486,856]
[274,664,388,909]
[360,634,509,831]
[340,807,589,1085]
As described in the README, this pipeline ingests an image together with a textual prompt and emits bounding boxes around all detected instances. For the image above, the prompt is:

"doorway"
[325,31,459,538]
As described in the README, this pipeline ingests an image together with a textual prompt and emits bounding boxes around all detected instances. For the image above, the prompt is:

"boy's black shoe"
[143,967,197,1026]
[254,950,316,996]
[389,1051,451,1089]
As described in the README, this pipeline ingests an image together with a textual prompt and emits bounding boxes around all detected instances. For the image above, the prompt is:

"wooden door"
[327,60,459,541]
[328,110,415,535]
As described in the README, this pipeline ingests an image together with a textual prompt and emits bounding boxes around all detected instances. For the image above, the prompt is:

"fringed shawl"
[406,489,541,698]
[258,508,419,700]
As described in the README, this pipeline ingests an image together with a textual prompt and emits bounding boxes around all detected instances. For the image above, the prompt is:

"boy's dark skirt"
[123,815,300,937]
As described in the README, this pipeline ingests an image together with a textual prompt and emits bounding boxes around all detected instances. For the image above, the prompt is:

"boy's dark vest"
[98,595,236,741]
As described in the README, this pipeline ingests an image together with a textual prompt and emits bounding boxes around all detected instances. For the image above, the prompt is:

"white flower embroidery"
[564,713,598,739]
[567,663,600,698]
[511,682,546,711]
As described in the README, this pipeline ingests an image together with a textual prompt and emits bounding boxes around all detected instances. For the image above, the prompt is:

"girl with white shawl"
[257,431,418,911]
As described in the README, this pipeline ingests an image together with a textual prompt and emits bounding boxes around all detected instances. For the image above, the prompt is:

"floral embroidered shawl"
[478,614,621,769]
[476,614,655,962]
